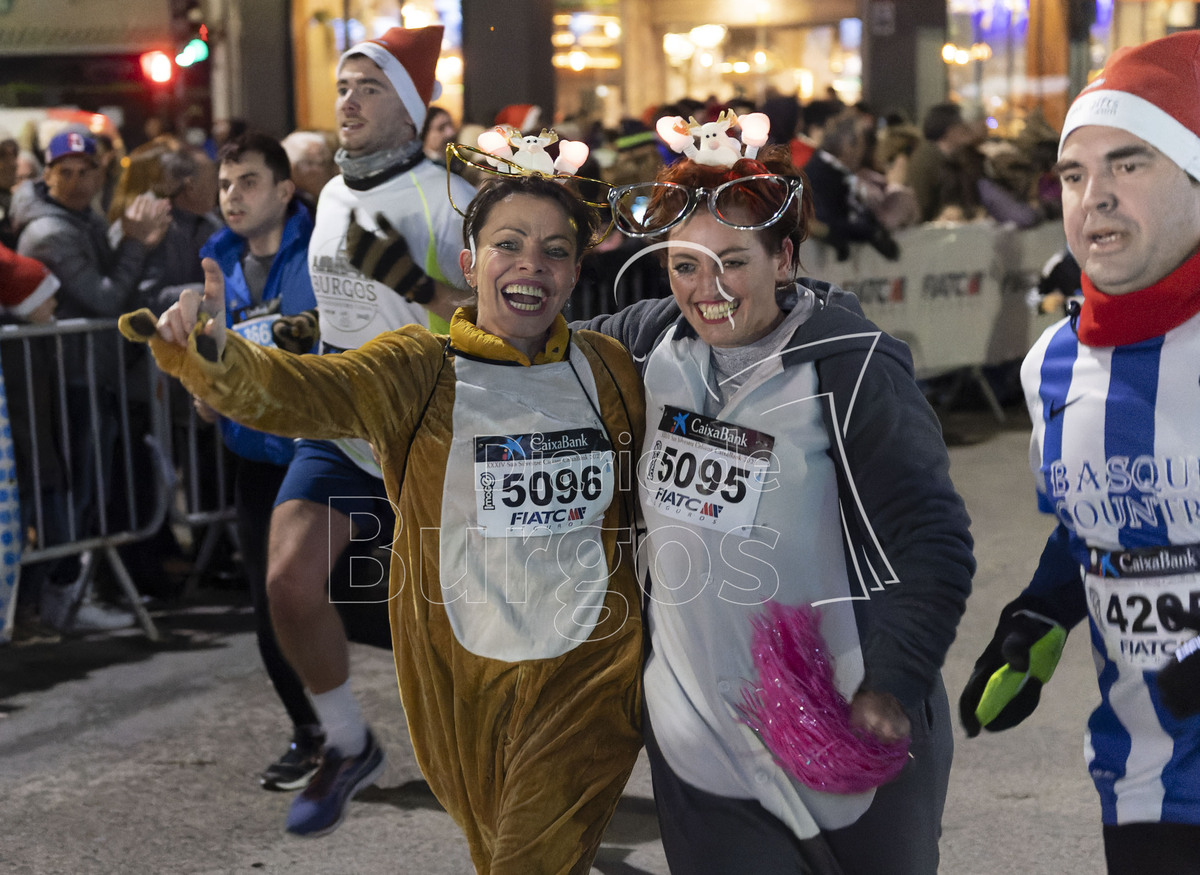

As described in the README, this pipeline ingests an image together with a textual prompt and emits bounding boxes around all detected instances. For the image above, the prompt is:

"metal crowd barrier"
[0,316,237,642]
[156,373,238,600]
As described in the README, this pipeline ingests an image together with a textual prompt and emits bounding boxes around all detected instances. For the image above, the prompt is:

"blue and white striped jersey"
[1021,311,1200,825]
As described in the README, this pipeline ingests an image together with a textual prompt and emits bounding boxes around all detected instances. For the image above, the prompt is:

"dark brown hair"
[462,173,602,258]
[218,132,292,185]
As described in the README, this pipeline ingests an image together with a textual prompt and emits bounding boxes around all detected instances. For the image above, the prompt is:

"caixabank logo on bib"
[310,240,380,334]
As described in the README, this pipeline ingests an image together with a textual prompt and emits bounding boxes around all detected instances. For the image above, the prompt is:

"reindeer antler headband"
[474,124,590,176]
[443,126,615,247]
[655,110,772,167]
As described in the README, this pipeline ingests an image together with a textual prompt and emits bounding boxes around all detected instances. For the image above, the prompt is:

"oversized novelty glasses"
[444,142,615,247]
[608,174,803,237]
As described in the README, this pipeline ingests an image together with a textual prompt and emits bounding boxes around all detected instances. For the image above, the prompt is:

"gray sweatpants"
[644,678,954,875]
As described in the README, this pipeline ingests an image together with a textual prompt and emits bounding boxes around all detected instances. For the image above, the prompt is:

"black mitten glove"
[345,211,435,304]
[959,595,1067,737]
[1156,604,1200,720]
[868,224,900,261]
[271,309,320,354]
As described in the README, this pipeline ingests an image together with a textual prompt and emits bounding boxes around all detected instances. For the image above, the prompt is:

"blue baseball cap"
[45,130,98,166]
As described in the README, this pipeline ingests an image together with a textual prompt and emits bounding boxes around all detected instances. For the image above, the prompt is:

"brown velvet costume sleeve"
[118,309,445,452]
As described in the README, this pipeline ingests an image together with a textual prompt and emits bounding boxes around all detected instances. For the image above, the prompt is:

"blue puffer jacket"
[200,202,317,465]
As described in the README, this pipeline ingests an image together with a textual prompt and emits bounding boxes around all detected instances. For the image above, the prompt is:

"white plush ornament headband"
[655,110,772,167]
[476,125,591,177]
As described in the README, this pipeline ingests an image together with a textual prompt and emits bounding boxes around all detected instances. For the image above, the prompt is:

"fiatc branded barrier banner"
[800,221,1067,378]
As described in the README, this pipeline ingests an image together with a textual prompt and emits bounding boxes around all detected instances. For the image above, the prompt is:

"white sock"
[310,681,368,757]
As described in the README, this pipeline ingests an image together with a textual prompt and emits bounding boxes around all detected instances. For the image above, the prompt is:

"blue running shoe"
[284,730,385,837]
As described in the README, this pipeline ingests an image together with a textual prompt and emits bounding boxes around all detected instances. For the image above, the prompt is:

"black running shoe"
[260,727,324,792]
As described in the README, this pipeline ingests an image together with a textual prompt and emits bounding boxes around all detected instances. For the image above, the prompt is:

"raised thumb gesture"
[157,257,227,361]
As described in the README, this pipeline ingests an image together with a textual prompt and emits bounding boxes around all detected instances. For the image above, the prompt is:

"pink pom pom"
[736,601,910,794]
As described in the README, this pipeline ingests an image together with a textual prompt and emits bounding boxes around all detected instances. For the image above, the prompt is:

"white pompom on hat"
[338,25,444,131]
[0,244,59,319]
[1060,30,1200,179]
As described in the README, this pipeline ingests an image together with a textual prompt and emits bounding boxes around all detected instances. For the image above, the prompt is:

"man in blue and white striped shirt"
[959,31,1200,872]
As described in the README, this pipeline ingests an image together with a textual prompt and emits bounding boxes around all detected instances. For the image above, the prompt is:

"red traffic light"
[140,51,174,84]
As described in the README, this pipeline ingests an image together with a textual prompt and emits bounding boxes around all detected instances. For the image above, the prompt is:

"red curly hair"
[649,145,814,271]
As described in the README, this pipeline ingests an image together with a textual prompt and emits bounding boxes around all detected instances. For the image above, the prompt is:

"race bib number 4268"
[474,427,613,538]
[1086,573,1200,670]
[644,405,774,534]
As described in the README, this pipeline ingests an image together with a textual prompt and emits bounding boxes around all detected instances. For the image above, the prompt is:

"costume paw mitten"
[119,308,159,343]
[346,211,435,304]
[1156,604,1200,720]
[271,309,320,354]
[118,308,202,374]
[959,596,1067,737]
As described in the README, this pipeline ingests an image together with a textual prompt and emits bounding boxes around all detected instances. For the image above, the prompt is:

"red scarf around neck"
[1078,246,1200,346]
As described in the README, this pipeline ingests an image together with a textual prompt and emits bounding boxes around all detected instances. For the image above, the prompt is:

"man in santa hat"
[261,24,476,837]
[960,30,1200,871]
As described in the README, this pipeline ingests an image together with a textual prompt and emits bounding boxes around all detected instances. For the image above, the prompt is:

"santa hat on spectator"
[338,25,444,130]
[1060,30,1200,179]
[0,244,58,319]
[494,104,542,133]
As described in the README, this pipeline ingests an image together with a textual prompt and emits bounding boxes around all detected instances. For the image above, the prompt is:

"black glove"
[823,234,851,261]
[345,211,435,304]
[959,596,1067,738]
[1156,604,1200,720]
[271,309,320,354]
[867,224,900,261]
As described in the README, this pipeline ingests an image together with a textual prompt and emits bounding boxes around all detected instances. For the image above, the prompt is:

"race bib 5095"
[644,405,774,534]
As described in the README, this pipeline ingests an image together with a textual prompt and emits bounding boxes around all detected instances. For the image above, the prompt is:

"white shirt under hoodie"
[308,153,475,476]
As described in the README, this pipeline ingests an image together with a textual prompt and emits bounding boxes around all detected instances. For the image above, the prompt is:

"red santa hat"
[338,25,444,131]
[0,244,58,319]
[1060,30,1200,179]
[493,104,542,133]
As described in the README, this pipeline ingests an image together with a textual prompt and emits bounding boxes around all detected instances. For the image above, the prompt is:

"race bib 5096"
[473,427,614,538]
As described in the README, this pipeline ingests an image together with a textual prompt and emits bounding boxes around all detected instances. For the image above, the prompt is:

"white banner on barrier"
[799,221,1067,377]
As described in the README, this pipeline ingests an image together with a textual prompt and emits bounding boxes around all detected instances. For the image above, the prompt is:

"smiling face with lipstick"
[616,147,810,349]
[664,206,795,348]
[459,174,596,360]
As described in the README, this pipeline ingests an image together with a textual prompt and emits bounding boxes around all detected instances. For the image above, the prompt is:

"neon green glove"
[959,599,1067,737]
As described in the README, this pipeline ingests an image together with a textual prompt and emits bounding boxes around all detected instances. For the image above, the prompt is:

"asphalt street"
[0,407,1107,874]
